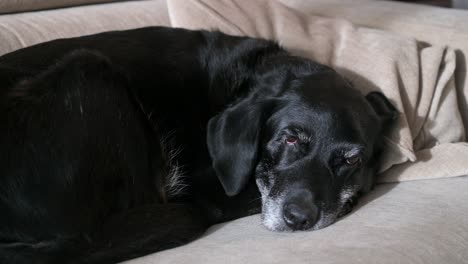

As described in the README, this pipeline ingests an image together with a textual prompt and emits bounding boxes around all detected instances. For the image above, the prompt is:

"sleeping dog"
[0,27,396,263]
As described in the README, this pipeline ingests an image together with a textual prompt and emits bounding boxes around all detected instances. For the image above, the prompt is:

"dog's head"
[207,68,396,231]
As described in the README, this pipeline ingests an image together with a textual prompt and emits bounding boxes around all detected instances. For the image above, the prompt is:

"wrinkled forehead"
[270,101,364,141]
[297,71,364,105]
[268,74,376,142]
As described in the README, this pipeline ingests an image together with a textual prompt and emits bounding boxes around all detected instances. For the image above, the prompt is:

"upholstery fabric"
[126,175,468,264]
[0,0,170,56]
[166,0,468,183]
[0,0,123,14]
[277,0,468,135]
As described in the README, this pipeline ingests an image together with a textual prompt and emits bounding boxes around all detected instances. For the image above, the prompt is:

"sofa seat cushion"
[127,175,468,264]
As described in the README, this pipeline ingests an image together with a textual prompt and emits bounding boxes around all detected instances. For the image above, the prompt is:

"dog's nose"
[283,202,318,230]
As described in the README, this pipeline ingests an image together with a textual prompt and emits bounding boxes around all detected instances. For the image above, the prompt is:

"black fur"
[0,27,396,263]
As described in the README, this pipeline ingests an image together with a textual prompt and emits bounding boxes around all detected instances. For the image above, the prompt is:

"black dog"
[0,27,396,263]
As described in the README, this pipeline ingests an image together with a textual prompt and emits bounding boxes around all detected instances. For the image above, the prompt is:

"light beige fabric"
[277,0,468,135]
[126,175,468,264]
[0,0,170,56]
[0,0,121,14]
[167,0,468,183]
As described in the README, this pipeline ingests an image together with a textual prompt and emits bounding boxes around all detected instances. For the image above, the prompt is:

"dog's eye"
[345,156,361,166]
[285,136,298,145]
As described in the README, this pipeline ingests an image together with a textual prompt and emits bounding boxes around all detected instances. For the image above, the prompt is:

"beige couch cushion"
[127,175,468,264]
[278,0,468,136]
[0,0,170,55]
[0,0,122,14]
[167,0,468,183]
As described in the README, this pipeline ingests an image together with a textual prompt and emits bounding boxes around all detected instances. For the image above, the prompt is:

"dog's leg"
[83,203,207,264]
[0,203,207,264]
[0,235,90,264]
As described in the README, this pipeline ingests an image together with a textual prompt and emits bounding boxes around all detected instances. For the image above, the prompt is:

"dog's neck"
[201,34,324,111]
[200,33,283,109]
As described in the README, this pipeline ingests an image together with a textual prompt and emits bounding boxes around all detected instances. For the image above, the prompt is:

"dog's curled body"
[0,27,396,263]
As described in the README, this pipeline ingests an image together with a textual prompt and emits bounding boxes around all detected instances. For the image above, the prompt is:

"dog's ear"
[207,98,274,196]
[365,91,398,126]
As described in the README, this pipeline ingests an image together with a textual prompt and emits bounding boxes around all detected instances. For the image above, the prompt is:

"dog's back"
[0,26,284,263]
[0,26,390,264]
[0,27,210,264]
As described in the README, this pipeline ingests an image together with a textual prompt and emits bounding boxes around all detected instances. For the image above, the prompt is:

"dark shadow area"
[455,49,468,133]
[393,0,451,8]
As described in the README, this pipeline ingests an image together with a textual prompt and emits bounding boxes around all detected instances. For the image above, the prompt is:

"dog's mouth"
[337,196,357,218]
[256,175,361,232]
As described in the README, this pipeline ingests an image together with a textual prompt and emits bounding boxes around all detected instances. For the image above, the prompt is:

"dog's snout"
[283,202,318,230]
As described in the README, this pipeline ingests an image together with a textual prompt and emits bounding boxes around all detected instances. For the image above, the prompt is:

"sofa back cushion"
[0,0,125,14]
[167,0,468,183]
[0,0,170,55]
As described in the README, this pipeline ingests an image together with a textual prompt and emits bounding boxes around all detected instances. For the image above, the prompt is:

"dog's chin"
[261,211,336,232]
[260,197,289,232]
[262,217,290,232]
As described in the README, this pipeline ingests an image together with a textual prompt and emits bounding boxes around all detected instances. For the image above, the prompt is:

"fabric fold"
[167,0,468,182]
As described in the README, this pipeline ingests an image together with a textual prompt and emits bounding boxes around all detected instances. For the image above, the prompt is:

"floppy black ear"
[207,99,274,196]
[365,91,398,125]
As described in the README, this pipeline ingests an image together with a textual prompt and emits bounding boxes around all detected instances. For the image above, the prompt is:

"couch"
[1,0,467,263]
